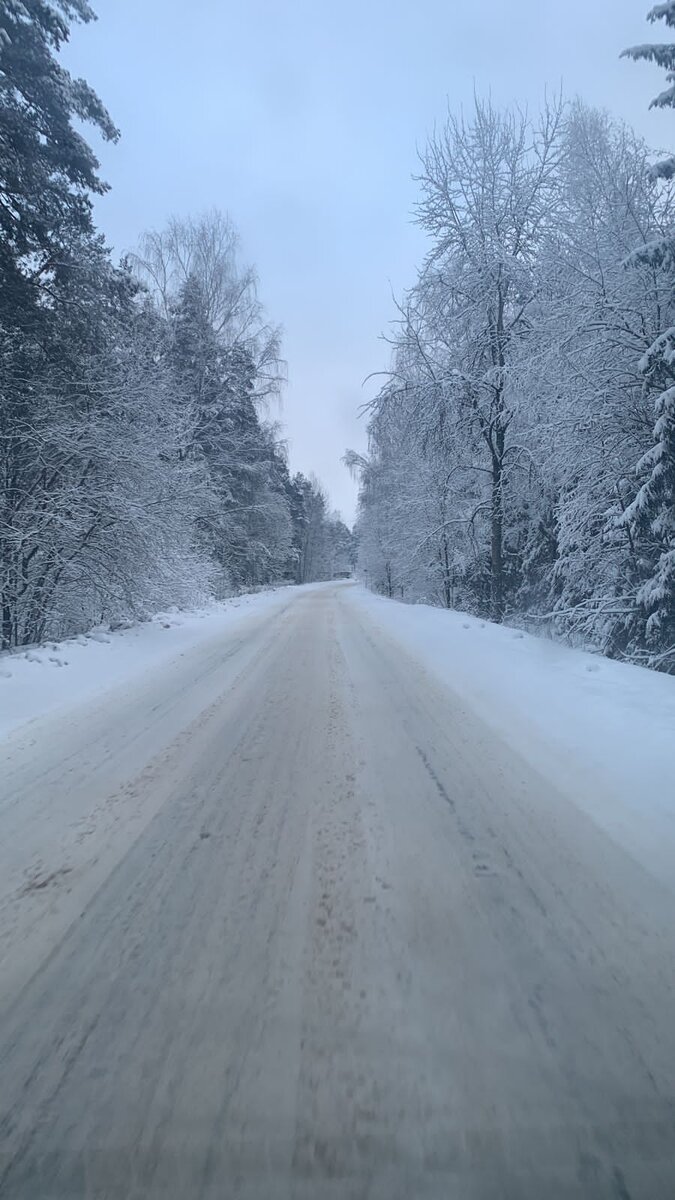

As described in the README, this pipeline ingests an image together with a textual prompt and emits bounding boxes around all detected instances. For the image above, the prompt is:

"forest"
[3,2,675,675]
[0,1,353,650]
[350,4,675,672]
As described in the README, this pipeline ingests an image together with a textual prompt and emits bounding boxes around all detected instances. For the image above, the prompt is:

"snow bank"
[346,586,675,887]
[0,586,300,740]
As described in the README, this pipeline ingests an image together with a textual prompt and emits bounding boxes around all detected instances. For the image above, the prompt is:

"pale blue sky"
[64,1,673,522]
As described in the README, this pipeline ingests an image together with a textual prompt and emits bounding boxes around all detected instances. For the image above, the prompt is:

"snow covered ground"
[3,581,675,1196]
[2,580,673,890]
[2,576,675,1014]
[0,585,305,740]
[0,583,325,1003]
[343,586,675,889]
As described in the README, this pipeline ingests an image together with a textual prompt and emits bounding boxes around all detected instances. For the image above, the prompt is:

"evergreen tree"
[623,4,675,116]
[169,274,293,588]
[0,0,118,330]
[620,331,675,666]
[622,6,675,668]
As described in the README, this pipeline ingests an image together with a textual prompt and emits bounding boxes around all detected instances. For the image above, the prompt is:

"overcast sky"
[63,1,673,524]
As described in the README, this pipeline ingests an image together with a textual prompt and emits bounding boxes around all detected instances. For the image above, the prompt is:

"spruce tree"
[623,3,675,177]
[622,5,675,667]
[0,0,118,330]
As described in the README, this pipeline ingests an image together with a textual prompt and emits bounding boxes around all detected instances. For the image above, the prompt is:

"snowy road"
[2,583,675,1198]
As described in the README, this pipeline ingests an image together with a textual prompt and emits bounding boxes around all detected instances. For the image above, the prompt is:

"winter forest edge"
[3,2,675,674]
[0,1,354,652]
[349,4,675,673]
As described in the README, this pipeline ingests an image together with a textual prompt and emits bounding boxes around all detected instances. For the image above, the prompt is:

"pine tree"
[623,3,675,177]
[620,332,675,666]
[622,6,675,668]
[0,0,125,647]
[169,275,292,588]
[0,0,118,329]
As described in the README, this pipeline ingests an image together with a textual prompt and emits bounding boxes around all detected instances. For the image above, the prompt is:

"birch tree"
[414,96,563,619]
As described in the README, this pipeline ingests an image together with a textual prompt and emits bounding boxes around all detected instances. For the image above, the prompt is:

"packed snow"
[0,586,303,740]
[3,580,675,891]
[6,582,675,1195]
[343,586,675,889]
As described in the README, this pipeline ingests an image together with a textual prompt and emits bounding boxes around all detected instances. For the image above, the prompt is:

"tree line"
[0,1,353,651]
[349,5,675,672]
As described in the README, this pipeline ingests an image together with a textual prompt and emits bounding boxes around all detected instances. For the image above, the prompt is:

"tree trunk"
[1,597,13,651]
[441,535,452,608]
[490,437,505,623]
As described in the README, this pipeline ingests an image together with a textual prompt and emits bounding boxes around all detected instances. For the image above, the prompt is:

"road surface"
[1,583,675,1199]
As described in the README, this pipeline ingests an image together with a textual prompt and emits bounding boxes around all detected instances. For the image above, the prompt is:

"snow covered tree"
[619,330,675,665]
[354,92,675,672]
[136,216,294,591]
[528,104,675,657]
[294,475,329,583]
[0,4,346,649]
[355,98,562,620]
[0,0,118,331]
[132,211,285,408]
[288,475,353,583]
[1,260,215,647]
[618,7,675,668]
[414,96,563,620]
[322,516,355,579]
[623,3,675,178]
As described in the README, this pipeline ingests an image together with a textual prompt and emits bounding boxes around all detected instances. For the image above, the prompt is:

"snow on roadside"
[346,586,675,887]
[0,586,300,741]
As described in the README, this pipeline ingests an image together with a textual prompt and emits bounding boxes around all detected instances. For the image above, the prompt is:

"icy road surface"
[1,583,675,1199]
